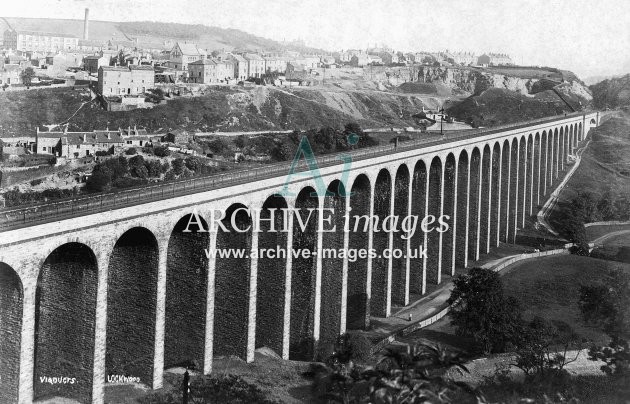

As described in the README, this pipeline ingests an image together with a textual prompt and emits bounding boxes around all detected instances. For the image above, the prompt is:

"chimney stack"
[83,8,89,40]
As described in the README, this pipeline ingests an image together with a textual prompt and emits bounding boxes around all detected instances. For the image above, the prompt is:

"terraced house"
[34,128,124,158]
[243,53,265,78]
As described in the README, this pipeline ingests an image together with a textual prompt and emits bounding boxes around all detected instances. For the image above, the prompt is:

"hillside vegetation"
[0,85,428,134]
[445,88,574,127]
[590,74,630,109]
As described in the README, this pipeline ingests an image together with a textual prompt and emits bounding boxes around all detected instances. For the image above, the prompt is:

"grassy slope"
[589,74,630,109]
[549,113,630,229]
[501,255,630,344]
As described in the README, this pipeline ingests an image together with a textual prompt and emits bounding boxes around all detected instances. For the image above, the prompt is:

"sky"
[3,0,630,79]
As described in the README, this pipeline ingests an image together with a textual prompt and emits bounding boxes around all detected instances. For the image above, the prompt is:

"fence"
[0,112,594,231]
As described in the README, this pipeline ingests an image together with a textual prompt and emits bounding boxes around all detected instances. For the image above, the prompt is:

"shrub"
[112,176,147,189]
[145,159,163,177]
[125,147,137,155]
[2,188,74,206]
[184,156,202,172]
[172,158,185,175]
[164,170,176,181]
[138,374,278,404]
[154,145,171,157]
[86,166,112,192]
[30,178,44,186]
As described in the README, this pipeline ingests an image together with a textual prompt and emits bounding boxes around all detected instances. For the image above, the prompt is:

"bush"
[112,176,147,189]
[164,170,176,181]
[172,158,185,175]
[184,156,202,172]
[145,159,163,177]
[125,147,137,155]
[154,145,171,157]
[1,188,74,207]
[138,374,278,404]
[86,166,112,192]
[30,178,44,187]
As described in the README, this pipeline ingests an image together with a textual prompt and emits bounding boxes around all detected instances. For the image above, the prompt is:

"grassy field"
[501,255,630,344]
[401,254,630,351]
[586,223,630,241]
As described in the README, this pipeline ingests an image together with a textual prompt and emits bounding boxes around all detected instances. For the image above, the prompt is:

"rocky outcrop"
[416,66,592,102]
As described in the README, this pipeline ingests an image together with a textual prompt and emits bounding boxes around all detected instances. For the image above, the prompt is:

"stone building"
[187,59,218,83]
[227,53,248,81]
[83,55,109,74]
[477,53,513,66]
[97,65,155,96]
[243,53,265,78]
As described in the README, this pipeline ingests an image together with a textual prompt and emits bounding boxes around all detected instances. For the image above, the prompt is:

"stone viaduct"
[0,112,599,403]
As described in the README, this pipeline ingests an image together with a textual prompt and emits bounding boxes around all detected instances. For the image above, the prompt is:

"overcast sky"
[4,0,630,78]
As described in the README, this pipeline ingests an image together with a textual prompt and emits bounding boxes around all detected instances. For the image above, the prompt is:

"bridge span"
[0,112,599,403]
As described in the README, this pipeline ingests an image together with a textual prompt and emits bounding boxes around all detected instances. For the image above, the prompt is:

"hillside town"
[0,8,514,168]
[1,9,513,92]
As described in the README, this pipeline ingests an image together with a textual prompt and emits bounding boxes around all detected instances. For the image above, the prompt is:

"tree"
[172,158,185,175]
[86,165,112,192]
[233,135,247,149]
[20,67,35,87]
[512,317,581,380]
[153,145,171,157]
[146,159,163,177]
[184,156,202,172]
[447,267,523,354]
[125,147,137,155]
[579,269,630,376]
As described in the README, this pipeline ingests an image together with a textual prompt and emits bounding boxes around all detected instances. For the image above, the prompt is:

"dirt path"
[592,229,630,245]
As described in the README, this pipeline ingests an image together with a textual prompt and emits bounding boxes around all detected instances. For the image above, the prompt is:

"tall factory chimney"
[83,8,89,40]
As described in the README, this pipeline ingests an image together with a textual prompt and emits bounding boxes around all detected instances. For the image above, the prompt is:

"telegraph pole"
[440,107,445,136]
